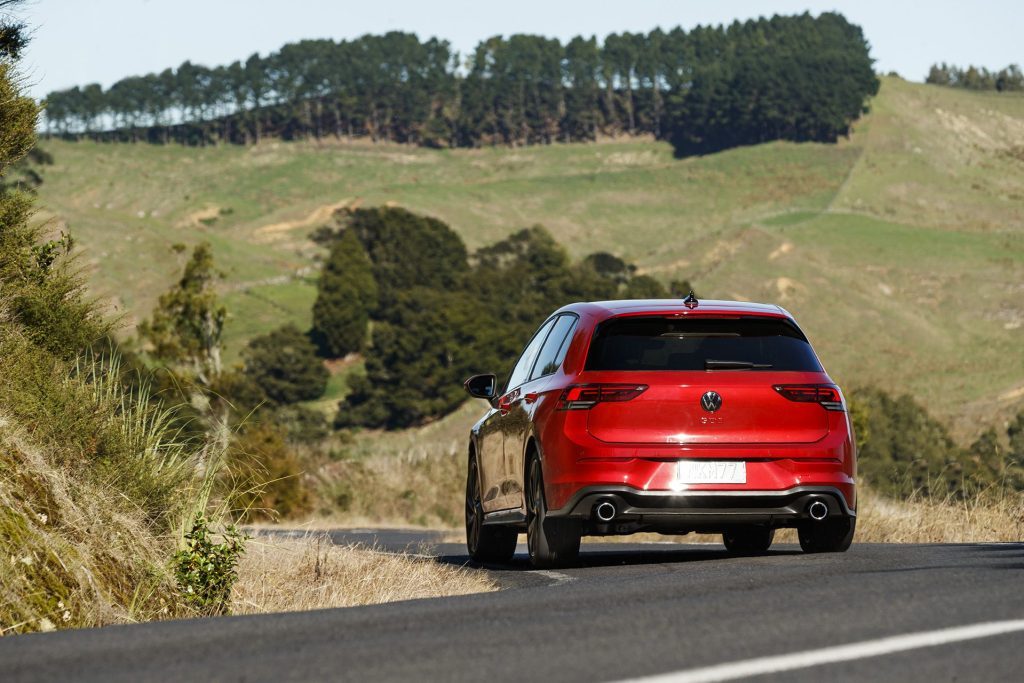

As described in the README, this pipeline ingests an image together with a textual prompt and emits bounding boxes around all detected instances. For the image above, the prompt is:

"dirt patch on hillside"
[253,199,354,243]
[768,241,794,260]
[178,206,221,228]
[771,277,803,301]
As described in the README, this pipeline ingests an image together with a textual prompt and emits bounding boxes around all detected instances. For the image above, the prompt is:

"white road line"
[622,619,1024,683]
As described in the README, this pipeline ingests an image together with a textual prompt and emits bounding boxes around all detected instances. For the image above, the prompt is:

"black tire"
[525,456,581,569]
[722,527,775,555]
[466,453,517,563]
[798,517,856,553]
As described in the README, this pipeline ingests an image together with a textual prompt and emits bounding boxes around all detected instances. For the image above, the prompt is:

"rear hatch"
[581,315,830,445]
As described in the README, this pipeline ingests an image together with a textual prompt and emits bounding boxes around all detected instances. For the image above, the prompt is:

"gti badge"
[700,391,722,412]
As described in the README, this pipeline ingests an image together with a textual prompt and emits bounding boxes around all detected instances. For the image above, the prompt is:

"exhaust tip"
[808,500,829,521]
[595,500,616,523]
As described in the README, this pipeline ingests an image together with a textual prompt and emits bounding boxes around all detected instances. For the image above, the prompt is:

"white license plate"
[677,460,746,484]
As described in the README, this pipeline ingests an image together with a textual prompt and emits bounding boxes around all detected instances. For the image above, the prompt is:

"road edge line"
[621,618,1024,683]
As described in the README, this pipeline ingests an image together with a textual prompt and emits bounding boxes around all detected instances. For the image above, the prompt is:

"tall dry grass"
[232,532,495,614]
[315,403,477,527]
[853,485,1024,543]
[0,346,233,634]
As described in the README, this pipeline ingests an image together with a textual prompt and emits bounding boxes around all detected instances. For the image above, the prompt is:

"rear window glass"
[585,317,822,372]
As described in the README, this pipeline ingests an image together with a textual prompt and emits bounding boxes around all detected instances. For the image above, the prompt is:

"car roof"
[558,298,792,320]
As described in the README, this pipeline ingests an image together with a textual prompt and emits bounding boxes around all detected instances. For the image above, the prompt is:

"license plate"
[677,460,746,484]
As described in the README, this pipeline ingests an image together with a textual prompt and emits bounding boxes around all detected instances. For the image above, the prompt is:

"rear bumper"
[547,485,853,533]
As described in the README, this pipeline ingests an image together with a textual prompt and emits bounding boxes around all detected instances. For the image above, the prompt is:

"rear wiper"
[704,359,773,370]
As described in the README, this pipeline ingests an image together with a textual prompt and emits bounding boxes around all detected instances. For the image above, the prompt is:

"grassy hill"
[34,77,1024,439]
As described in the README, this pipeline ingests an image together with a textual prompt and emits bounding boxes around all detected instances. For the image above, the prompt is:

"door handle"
[523,392,538,404]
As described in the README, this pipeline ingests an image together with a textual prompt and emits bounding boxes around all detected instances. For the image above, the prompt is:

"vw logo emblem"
[700,391,722,412]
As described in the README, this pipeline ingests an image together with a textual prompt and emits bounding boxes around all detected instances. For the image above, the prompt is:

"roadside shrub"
[229,423,311,522]
[849,387,960,497]
[173,515,246,614]
[848,386,1024,498]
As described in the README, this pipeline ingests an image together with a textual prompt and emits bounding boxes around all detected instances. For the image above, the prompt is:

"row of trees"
[925,63,1024,92]
[42,12,878,155]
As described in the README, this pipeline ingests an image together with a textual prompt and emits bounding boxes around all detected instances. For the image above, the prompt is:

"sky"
[14,0,1024,100]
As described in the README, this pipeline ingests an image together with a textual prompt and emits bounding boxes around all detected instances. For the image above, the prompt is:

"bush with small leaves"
[173,515,246,615]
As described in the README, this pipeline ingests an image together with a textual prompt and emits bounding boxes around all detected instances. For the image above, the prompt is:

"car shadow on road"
[432,542,804,574]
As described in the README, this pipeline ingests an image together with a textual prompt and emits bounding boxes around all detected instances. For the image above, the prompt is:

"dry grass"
[0,413,183,633]
[852,486,1024,543]
[231,532,495,615]
[315,403,479,528]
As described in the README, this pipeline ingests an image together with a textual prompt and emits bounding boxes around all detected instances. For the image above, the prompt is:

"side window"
[504,318,556,392]
[530,315,578,381]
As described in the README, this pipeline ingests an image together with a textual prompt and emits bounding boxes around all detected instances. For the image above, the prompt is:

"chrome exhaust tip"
[808,500,829,521]
[594,500,617,523]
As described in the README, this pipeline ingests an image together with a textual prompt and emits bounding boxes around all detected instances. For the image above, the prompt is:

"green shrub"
[173,515,246,614]
[243,324,328,404]
[849,387,1024,498]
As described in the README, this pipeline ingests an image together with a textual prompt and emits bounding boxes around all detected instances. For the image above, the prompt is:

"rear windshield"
[585,317,822,372]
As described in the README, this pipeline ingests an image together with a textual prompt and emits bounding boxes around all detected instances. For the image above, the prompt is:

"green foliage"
[139,243,225,385]
[243,324,327,405]
[582,251,634,284]
[669,280,699,299]
[173,515,245,614]
[622,274,668,299]
[311,227,376,356]
[850,388,1024,498]
[0,146,53,195]
[0,60,104,360]
[347,206,467,311]
[338,287,484,429]
[665,13,879,156]
[966,421,1024,491]
[849,387,961,497]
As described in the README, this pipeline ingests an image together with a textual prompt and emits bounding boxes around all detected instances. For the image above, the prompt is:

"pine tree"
[311,228,377,357]
[346,206,467,312]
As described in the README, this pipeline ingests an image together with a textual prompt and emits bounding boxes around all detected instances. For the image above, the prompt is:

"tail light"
[557,384,648,410]
[773,384,845,411]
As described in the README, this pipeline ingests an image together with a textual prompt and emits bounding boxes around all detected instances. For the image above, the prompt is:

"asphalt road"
[3,530,1024,682]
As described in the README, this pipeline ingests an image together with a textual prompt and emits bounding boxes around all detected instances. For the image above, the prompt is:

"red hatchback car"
[463,295,856,568]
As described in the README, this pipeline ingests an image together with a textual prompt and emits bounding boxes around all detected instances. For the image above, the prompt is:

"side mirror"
[464,373,498,400]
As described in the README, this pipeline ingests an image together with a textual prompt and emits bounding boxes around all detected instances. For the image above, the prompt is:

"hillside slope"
[35,77,1024,437]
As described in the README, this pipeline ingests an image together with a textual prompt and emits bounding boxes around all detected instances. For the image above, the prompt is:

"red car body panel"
[469,299,857,534]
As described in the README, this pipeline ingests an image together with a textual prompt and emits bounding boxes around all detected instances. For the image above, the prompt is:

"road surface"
[2,530,1023,682]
